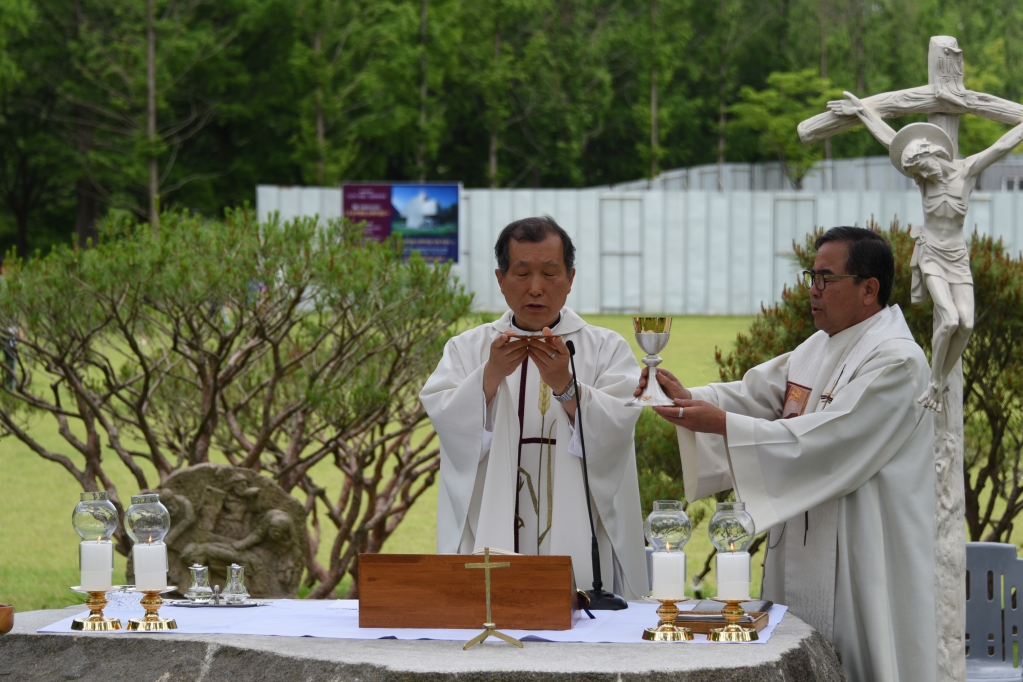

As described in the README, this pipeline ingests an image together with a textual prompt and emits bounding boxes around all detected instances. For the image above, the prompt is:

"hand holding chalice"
[625,317,675,408]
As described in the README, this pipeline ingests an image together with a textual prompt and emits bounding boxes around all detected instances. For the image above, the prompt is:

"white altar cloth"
[39,599,786,644]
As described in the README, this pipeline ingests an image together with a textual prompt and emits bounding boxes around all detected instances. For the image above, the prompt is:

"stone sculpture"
[797,35,1023,682]
[154,464,307,599]
[828,94,1023,412]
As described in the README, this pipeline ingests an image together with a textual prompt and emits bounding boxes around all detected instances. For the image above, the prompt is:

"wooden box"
[358,554,582,630]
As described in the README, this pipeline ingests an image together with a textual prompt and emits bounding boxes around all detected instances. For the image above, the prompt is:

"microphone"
[566,340,628,611]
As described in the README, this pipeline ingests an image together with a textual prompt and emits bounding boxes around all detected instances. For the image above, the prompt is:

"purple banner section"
[343,184,393,241]
[343,182,459,262]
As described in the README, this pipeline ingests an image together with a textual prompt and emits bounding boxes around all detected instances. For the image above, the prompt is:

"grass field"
[0,314,752,611]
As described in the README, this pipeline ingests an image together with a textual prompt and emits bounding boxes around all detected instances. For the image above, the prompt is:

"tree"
[0,1,81,256]
[407,0,458,182]
[0,92,74,256]
[289,0,408,185]
[730,69,841,189]
[699,0,779,175]
[504,0,617,187]
[7,0,1023,239]
[48,0,240,229]
[0,211,472,596]
[458,0,527,187]
[630,0,692,178]
[959,235,1023,542]
[0,0,33,97]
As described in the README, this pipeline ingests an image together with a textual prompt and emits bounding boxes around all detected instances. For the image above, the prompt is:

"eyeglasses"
[801,270,861,290]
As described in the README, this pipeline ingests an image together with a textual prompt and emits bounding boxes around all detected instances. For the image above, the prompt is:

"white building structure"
[258,164,1023,316]
[607,153,1023,192]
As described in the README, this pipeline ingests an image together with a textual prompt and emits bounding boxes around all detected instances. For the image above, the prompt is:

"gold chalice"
[625,317,675,407]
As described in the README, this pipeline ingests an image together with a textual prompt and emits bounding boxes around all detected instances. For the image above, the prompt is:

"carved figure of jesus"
[829,91,1023,411]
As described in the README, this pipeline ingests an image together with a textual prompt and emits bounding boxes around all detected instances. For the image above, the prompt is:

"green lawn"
[0,313,756,611]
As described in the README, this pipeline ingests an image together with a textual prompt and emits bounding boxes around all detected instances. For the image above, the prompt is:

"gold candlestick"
[642,598,693,641]
[70,588,122,631]
[127,587,178,631]
[708,599,758,642]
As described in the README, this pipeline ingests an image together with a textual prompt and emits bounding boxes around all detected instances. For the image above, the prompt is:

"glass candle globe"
[644,500,692,552]
[708,501,755,553]
[72,491,118,542]
[124,493,171,544]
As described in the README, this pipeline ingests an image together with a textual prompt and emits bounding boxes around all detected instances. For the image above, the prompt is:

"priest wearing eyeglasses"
[638,227,937,682]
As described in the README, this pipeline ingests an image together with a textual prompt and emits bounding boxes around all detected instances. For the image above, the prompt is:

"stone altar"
[149,464,307,599]
[1,606,846,681]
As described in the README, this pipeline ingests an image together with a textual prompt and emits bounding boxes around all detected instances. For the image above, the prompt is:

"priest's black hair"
[495,215,576,274]
[816,226,895,306]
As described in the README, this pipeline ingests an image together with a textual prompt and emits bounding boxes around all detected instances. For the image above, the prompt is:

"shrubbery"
[0,209,472,597]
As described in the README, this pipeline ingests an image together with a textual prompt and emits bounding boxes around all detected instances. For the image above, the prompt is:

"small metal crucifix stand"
[463,547,523,650]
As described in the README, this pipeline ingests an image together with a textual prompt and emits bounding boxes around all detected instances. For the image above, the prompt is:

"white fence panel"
[257,185,1023,316]
[663,192,687,314]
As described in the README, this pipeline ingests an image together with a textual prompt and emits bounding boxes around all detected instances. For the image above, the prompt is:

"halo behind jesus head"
[889,122,955,177]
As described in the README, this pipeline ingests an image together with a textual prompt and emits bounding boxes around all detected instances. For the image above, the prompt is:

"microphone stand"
[566,340,628,611]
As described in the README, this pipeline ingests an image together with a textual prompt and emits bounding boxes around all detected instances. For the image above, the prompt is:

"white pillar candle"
[133,542,168,590]
[79,541,114,591]
[716,551,751,600]
[651,551,686,599]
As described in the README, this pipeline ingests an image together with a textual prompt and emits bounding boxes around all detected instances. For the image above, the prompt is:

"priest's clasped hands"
[483,328,576,416]
[636,367,728,436]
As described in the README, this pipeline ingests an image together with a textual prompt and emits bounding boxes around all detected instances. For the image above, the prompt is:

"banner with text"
[342,183,460,263]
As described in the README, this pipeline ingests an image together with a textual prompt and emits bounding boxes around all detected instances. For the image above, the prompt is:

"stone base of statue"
[935,361,966,682]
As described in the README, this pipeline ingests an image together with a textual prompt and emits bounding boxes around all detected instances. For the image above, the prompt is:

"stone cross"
[799,36,1023,156]
[796,36,1021,682]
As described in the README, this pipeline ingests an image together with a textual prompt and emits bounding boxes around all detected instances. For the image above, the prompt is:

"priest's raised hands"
[523,328,576,419]
[482,331,530,404]
[483,328,576,416]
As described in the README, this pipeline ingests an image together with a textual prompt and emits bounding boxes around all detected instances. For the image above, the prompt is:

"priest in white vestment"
[640,227,937,682]
[421,216,648,600]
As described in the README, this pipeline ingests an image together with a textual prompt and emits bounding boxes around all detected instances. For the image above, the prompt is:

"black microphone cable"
[566,339,627,610]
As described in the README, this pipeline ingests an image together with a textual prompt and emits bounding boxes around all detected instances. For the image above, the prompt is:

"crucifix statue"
[835,96,1023,411]
[798,35,1023,682]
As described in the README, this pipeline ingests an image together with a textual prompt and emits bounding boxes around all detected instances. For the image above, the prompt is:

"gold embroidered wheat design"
[536,381,553,546]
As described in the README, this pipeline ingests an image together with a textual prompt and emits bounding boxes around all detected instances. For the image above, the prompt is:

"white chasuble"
[421,308,649,599]
[678,305,937,682]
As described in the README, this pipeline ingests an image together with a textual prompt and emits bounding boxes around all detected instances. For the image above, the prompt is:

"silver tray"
[163,599,270,608]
